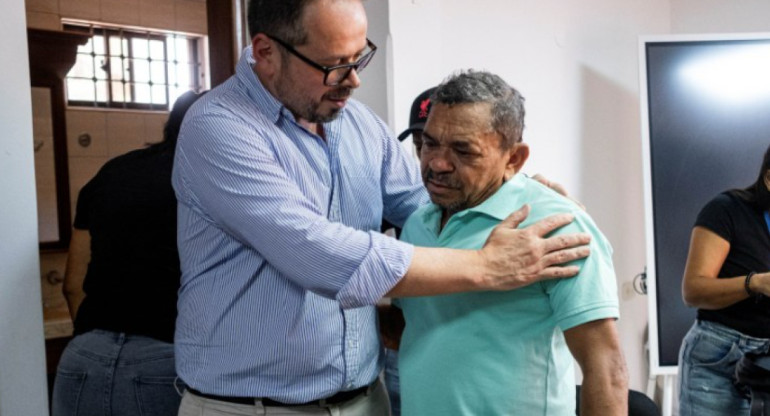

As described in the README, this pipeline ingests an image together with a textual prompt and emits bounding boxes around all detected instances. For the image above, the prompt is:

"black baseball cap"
[397,87,437,142]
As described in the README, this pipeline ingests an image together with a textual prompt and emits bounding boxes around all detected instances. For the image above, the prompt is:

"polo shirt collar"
[435,174,526,225]
[463,174,526,221]
[419,174,527,235]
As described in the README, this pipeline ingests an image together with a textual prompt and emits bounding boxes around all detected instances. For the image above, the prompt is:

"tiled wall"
[65,109,169,216]
[25,0,207,34]
[27,0,206,335]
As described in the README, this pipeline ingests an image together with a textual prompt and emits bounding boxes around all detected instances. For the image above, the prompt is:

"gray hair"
[432,70,525,148]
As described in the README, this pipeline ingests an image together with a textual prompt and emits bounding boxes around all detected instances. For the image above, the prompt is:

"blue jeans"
[679,320,770,416]
[52,330,185,416]
[383,348,400,416]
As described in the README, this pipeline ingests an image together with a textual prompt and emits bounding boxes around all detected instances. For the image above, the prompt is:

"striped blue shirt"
[172,47,428,402]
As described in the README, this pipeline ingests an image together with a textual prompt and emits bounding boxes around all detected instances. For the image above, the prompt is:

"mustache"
[423,169,461,189]
[324,87,352,100]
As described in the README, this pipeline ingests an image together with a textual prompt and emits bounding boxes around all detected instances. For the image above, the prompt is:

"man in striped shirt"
[173,0,591,415]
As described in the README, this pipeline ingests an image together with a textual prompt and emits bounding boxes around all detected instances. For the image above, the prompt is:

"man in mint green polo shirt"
[394,70,628,415]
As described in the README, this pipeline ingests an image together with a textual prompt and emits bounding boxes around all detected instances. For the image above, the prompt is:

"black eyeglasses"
[266,34,377,86]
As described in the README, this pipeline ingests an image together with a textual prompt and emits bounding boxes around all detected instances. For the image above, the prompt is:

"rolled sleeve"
[336,232,414,309]
[556,304,619,332]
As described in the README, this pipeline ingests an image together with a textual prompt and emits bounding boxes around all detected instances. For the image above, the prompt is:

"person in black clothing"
[52,90,205,416]
[679,143,770,416]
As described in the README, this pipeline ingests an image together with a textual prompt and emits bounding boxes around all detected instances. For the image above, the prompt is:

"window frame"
[64,22,205,111]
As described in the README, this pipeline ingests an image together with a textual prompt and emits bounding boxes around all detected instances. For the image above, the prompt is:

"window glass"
[64,22,206,110]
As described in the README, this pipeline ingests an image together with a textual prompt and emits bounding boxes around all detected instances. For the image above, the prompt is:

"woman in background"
[52,91,204,416]
[679,144,770,416]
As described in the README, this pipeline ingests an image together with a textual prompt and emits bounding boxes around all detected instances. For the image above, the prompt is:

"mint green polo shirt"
[397,173,619,416]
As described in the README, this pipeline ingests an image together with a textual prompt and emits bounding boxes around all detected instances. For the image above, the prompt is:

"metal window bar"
[64,23,203,110]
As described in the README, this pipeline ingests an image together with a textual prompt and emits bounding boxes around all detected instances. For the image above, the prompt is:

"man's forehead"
[424,103,493,140]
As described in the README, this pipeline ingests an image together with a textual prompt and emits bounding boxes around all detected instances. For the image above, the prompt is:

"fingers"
[532,173,567,197]
[505,265,581,290]
[500,204,530,228]
[542,232,591,253]
[532,173,549,187]
[531,173,586,210]
[540,245,590,267]
[537,265,581,280]
[549,181,569,198]
[526,212,576,237]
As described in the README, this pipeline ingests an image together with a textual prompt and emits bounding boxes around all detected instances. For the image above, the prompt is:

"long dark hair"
[731,144,770,211]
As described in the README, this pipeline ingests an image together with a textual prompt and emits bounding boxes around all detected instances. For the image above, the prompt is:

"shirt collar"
[428,174,526,225]
[462,173,527,221]
[235,46,289,124]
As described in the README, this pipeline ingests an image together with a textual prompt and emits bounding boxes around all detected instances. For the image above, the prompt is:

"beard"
[274,70,352,124]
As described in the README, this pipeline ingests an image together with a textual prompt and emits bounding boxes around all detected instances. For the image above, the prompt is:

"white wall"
[671,0,770,33]
[0,0,50,415]
[388,0,444,140]
[388,0,672,392]
[357,0,391,123]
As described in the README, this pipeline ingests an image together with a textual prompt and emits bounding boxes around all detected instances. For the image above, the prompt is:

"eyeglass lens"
[325,48,375,86]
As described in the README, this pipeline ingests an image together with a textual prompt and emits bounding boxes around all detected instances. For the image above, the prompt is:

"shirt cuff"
[336,232,414,309]
[556,304,620,332]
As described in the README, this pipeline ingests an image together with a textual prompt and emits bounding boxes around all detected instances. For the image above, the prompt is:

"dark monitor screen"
[642,36,770,371]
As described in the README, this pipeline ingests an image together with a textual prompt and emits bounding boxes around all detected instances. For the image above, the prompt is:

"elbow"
[62,282,74,302]
[681,277,702,308]
[682,290,698,308]
[62,279,82,303]
[682,283,709,309]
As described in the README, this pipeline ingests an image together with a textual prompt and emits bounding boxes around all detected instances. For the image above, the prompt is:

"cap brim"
[396,124,426,142]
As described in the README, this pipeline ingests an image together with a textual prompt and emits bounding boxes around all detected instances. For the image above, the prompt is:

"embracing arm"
[178,116,591,306]
[565,319,628,416]
[388,204,591,297]
[63,229,90,321]
[682,226,770,309]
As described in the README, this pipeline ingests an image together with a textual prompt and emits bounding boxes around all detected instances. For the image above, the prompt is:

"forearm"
[580,363,628,416]
[566,319,628,416]
[683,273,755,309]
[389,207,591,297]
[387,246,485,297]
[63,229,90,321]
[679,226,767,310]
[63,291,85,321]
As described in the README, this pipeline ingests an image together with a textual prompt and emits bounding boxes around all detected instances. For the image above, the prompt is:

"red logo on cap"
[419,99,431,119]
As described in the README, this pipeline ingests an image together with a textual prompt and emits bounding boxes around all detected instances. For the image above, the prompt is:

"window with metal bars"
[64,22,206,110]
